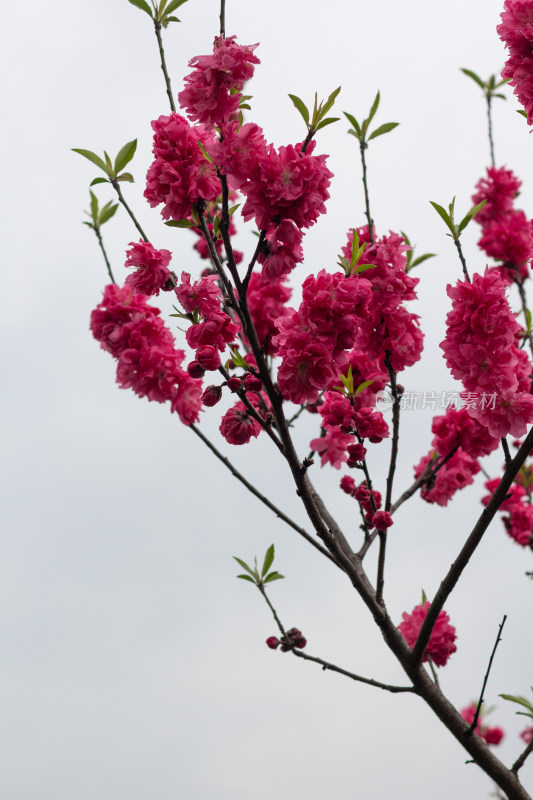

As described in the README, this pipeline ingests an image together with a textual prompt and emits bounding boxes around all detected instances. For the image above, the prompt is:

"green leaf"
[408,253,436,271]
[499,694,533,714]
[104,151,113,175]
[237,574,256,583]
[421,588,428,604]
[353,263,376,274]
[343,111,361,135]
[460,68,485,90]
[263,572,285,583]
[127,0,153,15]
[228,204,240,217]
[239,103,251,111]
[233,557,256,579]
[72,148,107,173]
[164,0,188,13]
[213,214,220,238]
[340,365,354,395]
[367,121,399,141]
[362,91,380,138]
[89,177,109,186]
[98,202,118,225]
[161,14,180,25]
[315,117,340,131]
[230,348,248,369]
[457,198,487,234]
[89,190,98,221]
[196,140,213,163]
[261,545,275,577]
[287,94,309,126]
[354,379,374,396]
[430,201,456,236]
[114,139,137,174]
[493,93,507,100]
[517,109,528,118]
[165,218,195,228]
[116,172,134,182]
[320,86,341,117]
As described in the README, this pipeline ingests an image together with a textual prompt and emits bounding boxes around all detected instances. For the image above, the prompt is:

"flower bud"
[266,636,280,650]
[196,344,221,371]
[201,385,223,407]
[243,374,262,392]
[187,360,205,379]
[226,376,242,392]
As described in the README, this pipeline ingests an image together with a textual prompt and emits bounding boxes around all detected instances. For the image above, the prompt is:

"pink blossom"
[178,36,260,127]
[124,240,172,296]
[241,140,333,230]
[482,478,533,546]
[398,601,457,667]
[499,1,533,122]
[310,428,353,468]
[257,220,304,282]
[116,346,184,403]
[431,407,499,459]
[520,726,533,744]
[472,166,522,226]
[195,345,221,371]
[372,510,393,530]
[347,443,367,465]
[186,312,238,351]
[460,704,505,746]
[144,113,219,221]
[340,475,356,494]
[415,449,480,507]
[354,408,389,443]
[211,120,268,189]
[244,271,291,355]
[477,210,533,268]
[276,338,338,404]
[320,391,355,430]
[176,272,222,318]
[220,401,262,445]
[171,375,203,425]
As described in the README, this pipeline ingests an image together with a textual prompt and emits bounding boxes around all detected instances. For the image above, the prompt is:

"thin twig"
[189,424,338,565]
[258,585,414,694]
[513,736,533,774]
[111,180,148,242]
[502,438,512,468]
[487,94,495,168]
[154,20,176,112]
[453,237,471,283]
[219,0,226,37]
[426,655,440,688]
[516,278,533,359]
[242,229,266,294]
[467,615,507,736]
[360,141,374,244]
[411,430,533,668]
[376,359,400,603]
[94,227,116,284]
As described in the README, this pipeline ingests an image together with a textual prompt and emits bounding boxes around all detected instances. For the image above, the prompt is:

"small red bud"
[201,385,223,407]
[226,377,242,392]
[243,374,262,392]
[187,361,205,379]
[266,636,280,650]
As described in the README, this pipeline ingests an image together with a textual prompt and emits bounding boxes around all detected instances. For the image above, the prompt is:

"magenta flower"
[124,240,172,297]
[398,601,457,667]
[220,402,262,445]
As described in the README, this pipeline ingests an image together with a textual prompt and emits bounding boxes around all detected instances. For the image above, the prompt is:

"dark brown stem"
[376,360,400,603]
[411,428,533,667]
[219,0,226,37]
[502,438,512,468]
[242,230,266,294]
[516,278,533,359]
[154,20,176,112]
[468,615,507,736]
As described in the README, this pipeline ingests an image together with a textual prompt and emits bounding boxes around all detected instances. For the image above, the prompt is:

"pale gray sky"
[2,1,533,798]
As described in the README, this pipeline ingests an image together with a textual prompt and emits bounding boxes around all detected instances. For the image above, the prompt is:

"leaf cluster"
[337,228,376,277]
[460,68,508,102]
[430,197,487,241]
[344,92,399,146]
[234,545,284,587]
[82,190,118,231]
[127,0,188,27]
[72,139,138,186]
[401,232,436,273]
[333,365,374,399]
[288,86,341,136]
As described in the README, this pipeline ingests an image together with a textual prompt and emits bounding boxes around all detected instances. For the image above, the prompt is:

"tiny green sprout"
[430,198,487,241]
[344,91,399,146]
[73,139,138,185]
[288,86,341,138]
[127,0,189,26]
[234,545,285,588]
[82,191,118,232]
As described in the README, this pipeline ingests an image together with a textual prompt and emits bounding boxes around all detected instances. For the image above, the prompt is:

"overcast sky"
[2,1,533,798]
